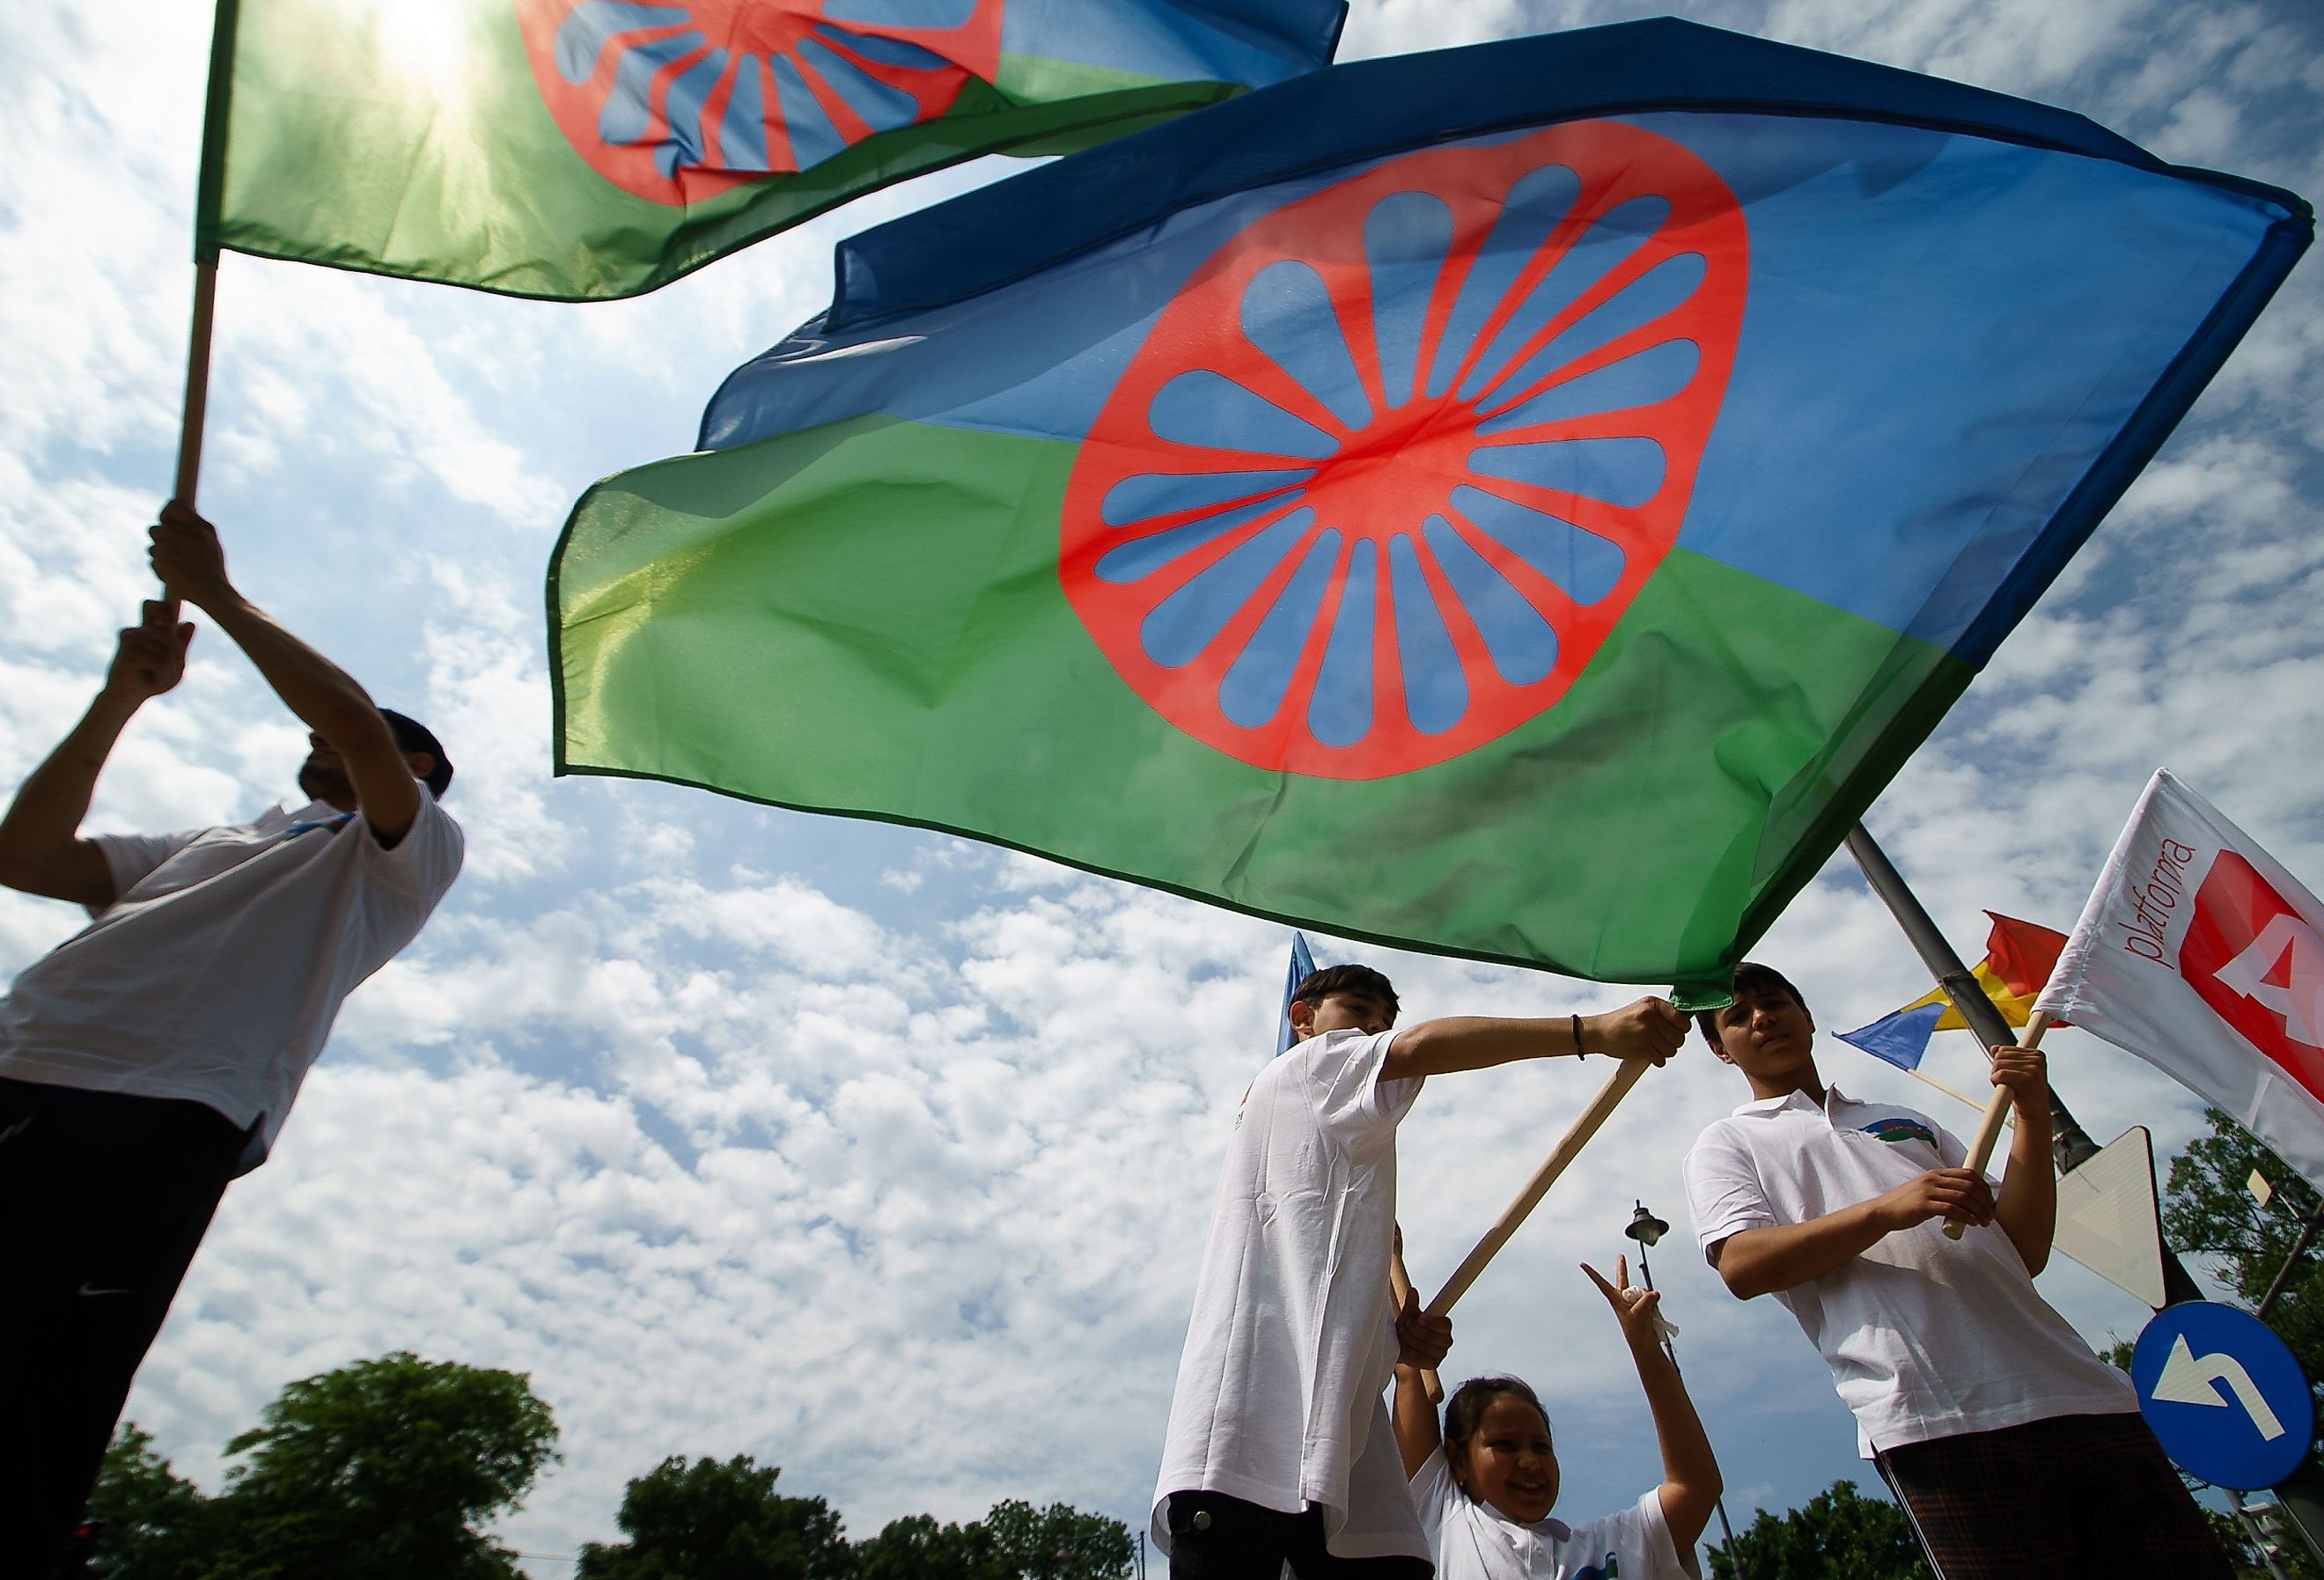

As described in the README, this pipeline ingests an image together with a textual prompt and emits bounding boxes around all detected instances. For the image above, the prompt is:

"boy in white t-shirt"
[1680,962,2228,1579]
[1391,1258,1719,1580]
[0,504,463,1578]
[1153,964,1686,1580]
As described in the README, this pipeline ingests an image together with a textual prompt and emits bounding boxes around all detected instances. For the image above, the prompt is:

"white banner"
[2037,769,2324,1188]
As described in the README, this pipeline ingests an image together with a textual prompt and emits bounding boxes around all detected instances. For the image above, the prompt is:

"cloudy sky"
[4,0,2319,1570]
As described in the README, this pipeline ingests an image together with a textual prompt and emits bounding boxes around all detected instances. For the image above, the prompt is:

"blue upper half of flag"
[699,18,2309,667]
[1001,0,1347,87]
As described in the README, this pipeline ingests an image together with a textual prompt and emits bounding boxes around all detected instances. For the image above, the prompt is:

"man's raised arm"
[1379,996,1685,1084]
[148,503,423,842]
[0,603,193,907]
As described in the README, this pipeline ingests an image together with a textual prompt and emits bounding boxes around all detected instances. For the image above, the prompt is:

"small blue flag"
[1276,931,1318,1055]
[1838,1002,1948,1070]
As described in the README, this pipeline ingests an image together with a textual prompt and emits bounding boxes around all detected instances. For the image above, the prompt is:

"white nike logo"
[77,1282,137,1298]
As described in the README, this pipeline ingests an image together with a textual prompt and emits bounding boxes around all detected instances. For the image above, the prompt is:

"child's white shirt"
[1152,1027,1426,1560]
[1412,1446,1697,1580]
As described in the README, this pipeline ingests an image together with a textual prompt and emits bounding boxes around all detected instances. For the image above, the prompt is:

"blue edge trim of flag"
[798,15,2311,666]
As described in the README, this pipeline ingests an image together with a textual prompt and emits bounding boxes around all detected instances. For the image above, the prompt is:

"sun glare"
[342,0,482,100]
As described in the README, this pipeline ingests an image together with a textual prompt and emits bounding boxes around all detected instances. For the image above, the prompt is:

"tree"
[83,1426,217,1580]
[210,1351,557,1579]
[576,1455,853,1580]
[849,1500,1132,1580]
[1704,1480,1928,1580]
[85,1353,557,1580]
[850,1512,996,1580]
[976,1500,1134,1580]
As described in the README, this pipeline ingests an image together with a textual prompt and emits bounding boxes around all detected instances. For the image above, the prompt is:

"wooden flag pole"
[173,256,220,510]
[1387,1241,1442,1404]
[1942,1010,2051,1241]
[1426,1058,1651,1317]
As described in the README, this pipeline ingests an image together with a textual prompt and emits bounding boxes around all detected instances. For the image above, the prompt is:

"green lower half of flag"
[551,415,1972,983]
[202,0,1233,300]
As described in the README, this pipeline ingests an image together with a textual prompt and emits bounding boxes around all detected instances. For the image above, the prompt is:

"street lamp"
[1624,1199,1746,1579]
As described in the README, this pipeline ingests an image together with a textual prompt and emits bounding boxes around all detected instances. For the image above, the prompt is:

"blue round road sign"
[2131,1301,2313,1490]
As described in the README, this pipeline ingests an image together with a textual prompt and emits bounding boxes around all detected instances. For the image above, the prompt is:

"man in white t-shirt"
[1680,962,2228,1579]
[0,503,465,1578]
[1154,963,1687,1580]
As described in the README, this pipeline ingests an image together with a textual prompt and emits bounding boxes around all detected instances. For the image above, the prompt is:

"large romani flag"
[195,0,1347,300]
[549,19,2310,986]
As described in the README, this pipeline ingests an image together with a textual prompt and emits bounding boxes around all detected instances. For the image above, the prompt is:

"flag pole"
[173,257,219,509]
[1941,1011,2050,1241]
[175,0,242,515]
[1425,1059,1650,1316]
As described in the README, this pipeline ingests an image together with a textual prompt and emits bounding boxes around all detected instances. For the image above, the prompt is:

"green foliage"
[850,1501,1131,1580]
[975,1500,1134,1580]
[1704,1480,1930,1580]
[575,1455,851,1580]
[90,1361,1129,1580]
[207,1351,558,1579]
[2205,1503,2324,1580]
[85,1354,556,1580]
[85,1426,217,1580]
[851,1512,992,1580]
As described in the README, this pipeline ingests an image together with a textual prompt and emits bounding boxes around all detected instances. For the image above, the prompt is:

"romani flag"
[1839,914,2069,1070]
[548,19,2310,987]
[194,0,1347,300]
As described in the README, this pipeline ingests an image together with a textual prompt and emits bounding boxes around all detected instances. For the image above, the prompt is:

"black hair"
[1443,1376,1551,1498]
[1695,960,1808,1050]
[1290,963,1399,1025]
[380,709,453,799]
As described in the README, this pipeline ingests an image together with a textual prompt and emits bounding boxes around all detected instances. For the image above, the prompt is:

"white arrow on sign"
[2152,1334,2289,1440]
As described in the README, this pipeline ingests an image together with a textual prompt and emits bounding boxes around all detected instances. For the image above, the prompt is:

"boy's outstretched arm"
[149,503,423,842]
[1392,1288,1452,1479]
[0,602,193,906]
[1583,1259,1722,1553]
[1710,1168,1996,1299]
[1379,998,1684,1084]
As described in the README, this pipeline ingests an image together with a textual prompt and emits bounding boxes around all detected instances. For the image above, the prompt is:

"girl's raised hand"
[1582,1256,1679,1350]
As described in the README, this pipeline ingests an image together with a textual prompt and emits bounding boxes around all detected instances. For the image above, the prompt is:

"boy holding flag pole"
[1683,944,2227,1578]
[1154,957,1683,1578]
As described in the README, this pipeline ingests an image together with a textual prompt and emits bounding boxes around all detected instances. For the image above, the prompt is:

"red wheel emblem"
[517,0,1004,205]
[1061,121,1747,778]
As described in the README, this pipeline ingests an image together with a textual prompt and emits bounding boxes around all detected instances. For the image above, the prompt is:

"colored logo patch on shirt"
[1861,1116,1938,1147]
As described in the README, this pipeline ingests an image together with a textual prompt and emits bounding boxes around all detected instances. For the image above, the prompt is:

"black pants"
[1164,1491,1434,1580]
[1875,1412,2233,1580]
[0,1078,245,1579]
